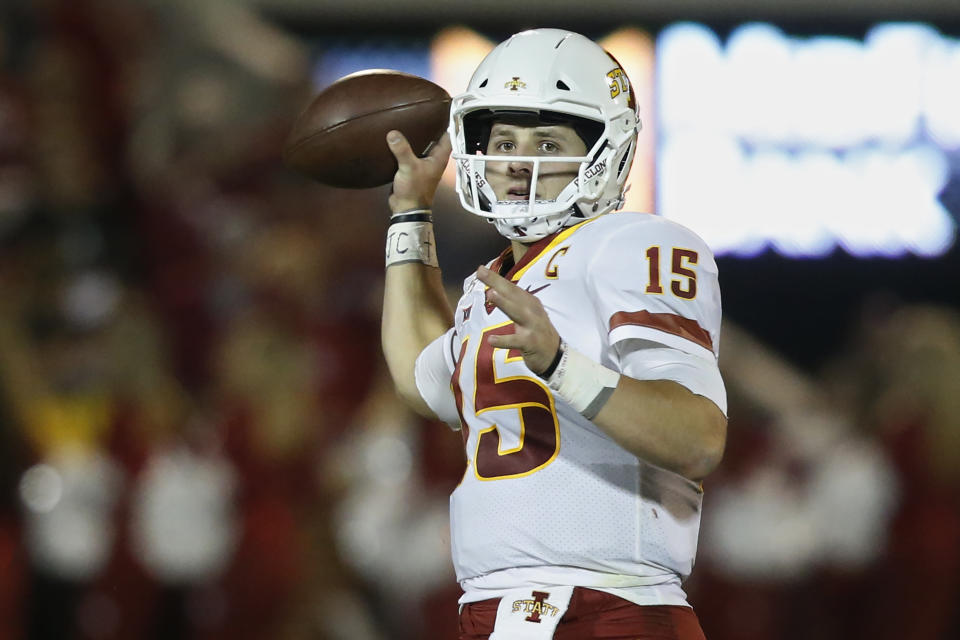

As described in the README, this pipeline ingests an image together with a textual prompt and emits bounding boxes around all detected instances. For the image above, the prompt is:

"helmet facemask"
[454,109,615,241]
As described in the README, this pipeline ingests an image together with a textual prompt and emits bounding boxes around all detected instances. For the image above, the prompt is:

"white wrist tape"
[544,341,620,419]
[385,221,438,267]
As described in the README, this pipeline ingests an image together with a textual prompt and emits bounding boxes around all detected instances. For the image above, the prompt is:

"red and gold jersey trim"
[609,310,713,352]
[505,217,602,283]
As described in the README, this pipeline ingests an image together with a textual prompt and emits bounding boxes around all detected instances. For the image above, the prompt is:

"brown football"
[282,69,451,189]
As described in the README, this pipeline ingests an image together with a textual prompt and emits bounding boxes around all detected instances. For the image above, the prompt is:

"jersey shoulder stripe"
[609,310,713,352]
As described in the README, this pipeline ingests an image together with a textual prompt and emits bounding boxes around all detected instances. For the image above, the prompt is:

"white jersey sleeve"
[585,217,725,412]
[414,328,461,429]
[586,218,722,361]
[615,339,727,415]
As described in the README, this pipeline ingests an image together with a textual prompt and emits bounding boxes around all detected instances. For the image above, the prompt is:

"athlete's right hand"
[386,130,452,214]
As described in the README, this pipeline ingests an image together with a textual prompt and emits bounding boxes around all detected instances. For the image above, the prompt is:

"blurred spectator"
[690,308,960,640]
[824,303,960,639]
[0,1,387,638]
[0,261,126,639]
[329,364,463,639]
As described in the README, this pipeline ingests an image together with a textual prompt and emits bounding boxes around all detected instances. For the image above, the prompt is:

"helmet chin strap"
[490,207,577,242]
[473,166,586,242]
[489,199,533,222]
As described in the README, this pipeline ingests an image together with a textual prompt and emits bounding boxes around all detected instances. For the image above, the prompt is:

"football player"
[381,28,727,640]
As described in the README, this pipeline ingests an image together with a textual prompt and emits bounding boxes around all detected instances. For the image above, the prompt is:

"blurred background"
[0,0,958,638]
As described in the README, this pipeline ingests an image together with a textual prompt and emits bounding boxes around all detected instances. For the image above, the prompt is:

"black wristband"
[539,341,565,379]
[390,211,433,224]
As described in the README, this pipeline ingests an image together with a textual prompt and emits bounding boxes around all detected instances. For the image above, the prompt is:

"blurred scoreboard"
[658,22,959,258]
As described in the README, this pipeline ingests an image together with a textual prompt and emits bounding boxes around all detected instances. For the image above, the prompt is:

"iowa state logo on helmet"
[605,65,635,110]
[504,76,527,91]
[604,49,636,112]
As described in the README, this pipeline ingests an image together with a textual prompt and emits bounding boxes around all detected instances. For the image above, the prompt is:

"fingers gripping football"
[386,130,452,214]
[476,265,561,375]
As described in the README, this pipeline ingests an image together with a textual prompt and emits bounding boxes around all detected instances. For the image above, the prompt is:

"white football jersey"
[415,211,725,605]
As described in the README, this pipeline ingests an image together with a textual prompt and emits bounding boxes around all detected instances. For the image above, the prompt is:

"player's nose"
[507,159,533,176]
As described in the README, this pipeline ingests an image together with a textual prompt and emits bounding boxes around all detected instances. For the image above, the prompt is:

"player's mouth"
[506,186,533,200]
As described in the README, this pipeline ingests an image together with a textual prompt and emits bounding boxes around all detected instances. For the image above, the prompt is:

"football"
[282,70,451,189]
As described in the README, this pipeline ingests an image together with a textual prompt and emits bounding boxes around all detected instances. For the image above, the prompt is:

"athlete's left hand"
[476,264,561,375]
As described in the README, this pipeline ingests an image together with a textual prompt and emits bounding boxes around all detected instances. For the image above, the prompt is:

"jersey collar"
[501,217,601,282]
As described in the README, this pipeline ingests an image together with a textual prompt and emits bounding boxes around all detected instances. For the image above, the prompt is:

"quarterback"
[381,29,727,639]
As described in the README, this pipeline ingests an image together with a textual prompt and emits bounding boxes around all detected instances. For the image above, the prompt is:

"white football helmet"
[449,29,641,242]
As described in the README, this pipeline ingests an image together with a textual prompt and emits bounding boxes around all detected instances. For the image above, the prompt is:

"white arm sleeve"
[414,329,462,429]
[615,339,727,416]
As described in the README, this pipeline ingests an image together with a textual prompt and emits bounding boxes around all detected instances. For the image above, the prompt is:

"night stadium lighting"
[657,22,958,258]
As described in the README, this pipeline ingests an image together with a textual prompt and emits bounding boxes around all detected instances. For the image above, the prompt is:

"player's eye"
[494,141,516,153]
[538,141,560,154]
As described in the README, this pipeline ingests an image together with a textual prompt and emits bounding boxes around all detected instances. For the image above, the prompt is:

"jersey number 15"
[645,247,698,299]
[452,322,561,482]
